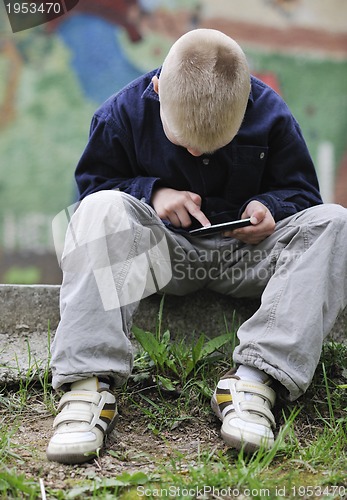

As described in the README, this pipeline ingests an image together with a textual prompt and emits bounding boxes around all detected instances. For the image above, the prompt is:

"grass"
[0,306,346,499]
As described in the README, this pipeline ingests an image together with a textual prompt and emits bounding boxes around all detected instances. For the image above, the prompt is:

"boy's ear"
[152,76,159,95]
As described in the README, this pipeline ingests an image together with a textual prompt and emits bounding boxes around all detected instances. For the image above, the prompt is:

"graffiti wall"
[0,0,346,283]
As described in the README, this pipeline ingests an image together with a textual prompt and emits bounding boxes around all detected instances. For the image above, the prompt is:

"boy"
[47,29,347,463]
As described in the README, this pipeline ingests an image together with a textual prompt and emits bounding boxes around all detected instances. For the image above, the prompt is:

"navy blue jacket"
[75,69,322,231]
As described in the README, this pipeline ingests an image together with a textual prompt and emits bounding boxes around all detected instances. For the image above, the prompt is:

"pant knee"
[295,203,347,228]
[313,203,346,219]
[79,190,147,221]
[321,204,347,235]
[79,189,124,211]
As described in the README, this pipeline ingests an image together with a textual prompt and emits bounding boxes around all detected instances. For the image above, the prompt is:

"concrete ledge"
[0,283,260,333]
[0,284,61,333]
[0,285,346,384]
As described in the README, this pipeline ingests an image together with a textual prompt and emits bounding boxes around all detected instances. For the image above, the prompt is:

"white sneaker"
[211,374,276,453]
[46,377,117,464]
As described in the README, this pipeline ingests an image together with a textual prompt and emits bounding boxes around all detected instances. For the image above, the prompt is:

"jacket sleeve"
[75,111,160,203]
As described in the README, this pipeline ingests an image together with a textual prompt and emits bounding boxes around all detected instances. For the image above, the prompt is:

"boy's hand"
[224,200,275,244]
[151,187,210,228]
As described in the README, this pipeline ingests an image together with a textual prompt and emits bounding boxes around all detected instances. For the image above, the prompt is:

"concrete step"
[0,285,346,384]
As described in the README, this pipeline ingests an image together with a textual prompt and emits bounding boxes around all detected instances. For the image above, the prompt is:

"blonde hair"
[159,29,250,153]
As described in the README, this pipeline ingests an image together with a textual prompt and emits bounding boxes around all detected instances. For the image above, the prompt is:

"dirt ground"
[7,390,225,494]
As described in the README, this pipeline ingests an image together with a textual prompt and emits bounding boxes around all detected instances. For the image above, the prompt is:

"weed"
[0,470,39,499]
[64,471,150,499]
[132,295,234,395]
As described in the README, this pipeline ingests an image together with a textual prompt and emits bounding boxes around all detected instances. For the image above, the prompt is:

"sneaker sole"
[221,425,274,453]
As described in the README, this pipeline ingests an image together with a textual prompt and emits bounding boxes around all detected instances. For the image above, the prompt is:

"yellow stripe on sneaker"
[216,393,233,405]
[100,409,116,421]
